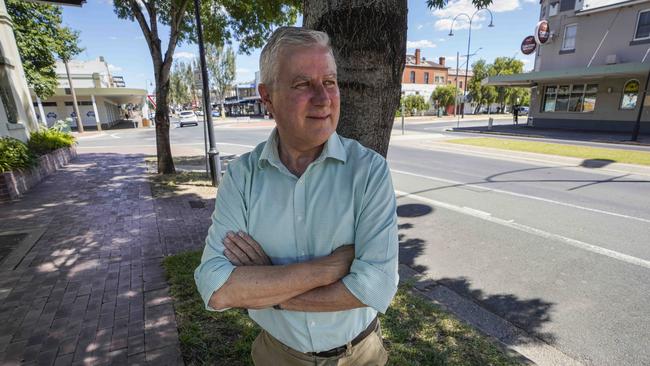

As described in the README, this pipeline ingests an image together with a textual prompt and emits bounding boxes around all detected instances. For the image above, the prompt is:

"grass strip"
[447,137,650,166]
[164,251,523,366]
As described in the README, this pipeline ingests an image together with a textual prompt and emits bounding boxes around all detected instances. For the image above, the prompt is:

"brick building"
[401,49,449,99]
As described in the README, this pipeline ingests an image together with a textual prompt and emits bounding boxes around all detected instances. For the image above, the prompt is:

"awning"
[45,87,147,105]
[482,62,650,87]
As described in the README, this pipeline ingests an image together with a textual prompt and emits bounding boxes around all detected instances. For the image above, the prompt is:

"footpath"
[0,153,212,365]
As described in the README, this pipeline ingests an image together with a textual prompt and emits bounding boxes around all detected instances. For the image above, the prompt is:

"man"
[194,27,398,365]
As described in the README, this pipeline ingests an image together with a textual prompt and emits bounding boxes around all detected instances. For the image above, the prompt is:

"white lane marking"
[110,134,120,139]
[391,169,650,224]
[395,190,650,270]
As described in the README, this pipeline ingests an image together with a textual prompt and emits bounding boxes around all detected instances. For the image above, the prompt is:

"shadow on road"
[396,202,557,347]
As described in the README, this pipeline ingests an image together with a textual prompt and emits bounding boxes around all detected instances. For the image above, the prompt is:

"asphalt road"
[77,121,650,365]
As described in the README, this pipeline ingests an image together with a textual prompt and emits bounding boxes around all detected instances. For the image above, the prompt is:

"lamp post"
[449,8,494,119]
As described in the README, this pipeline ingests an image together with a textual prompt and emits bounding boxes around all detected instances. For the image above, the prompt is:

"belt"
[306,316,378,358]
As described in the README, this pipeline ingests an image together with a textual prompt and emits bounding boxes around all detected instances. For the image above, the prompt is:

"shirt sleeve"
[194,163,247,311]
[342,156,399,313]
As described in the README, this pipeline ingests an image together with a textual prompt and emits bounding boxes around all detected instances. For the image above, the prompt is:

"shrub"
[0,137,36,173]
[28,128,75,155]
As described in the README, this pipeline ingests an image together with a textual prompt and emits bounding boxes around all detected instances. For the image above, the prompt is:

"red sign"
[535,20,550,44]
[521,36,537,55]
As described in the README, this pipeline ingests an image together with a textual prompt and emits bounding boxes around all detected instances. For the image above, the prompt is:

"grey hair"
[259,27,334,88]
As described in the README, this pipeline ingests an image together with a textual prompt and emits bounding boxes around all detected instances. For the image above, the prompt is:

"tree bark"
[154,71,175,174]
[303,0,407,158]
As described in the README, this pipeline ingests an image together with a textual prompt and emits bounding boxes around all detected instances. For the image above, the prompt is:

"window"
[562,24,577,50]
[424,72,429,84]
[542,83,597,112]
[409,71,415,83]
[559,0,575,12]
[459,81,463,89]
[621,80,640,109]
[635,10,650,40]
[434,76,445,83]
[0,70,18,123]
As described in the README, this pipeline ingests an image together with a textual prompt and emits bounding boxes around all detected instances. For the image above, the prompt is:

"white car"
[179,110,199,127]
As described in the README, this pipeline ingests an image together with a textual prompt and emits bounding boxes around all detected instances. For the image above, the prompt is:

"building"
[31,57,147,130]
[0,0,86,141]
[485,0,650,133]
[223,71,266,116]
[447,68,473,91]
[401,49,449,99]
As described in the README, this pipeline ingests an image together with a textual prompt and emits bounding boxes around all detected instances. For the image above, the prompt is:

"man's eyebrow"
[291,73,338,83]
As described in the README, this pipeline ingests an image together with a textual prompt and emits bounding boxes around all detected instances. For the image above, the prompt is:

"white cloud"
[407,40,437,49]
[109,36,118,40]
[236,68,254,82]
[437,38,446,42]
[432,0,520,31]
[417,24,424,30]
[174,51,196,59]
[108,64,122,72]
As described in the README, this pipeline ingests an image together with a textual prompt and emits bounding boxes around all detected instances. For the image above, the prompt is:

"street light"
[449,8,494,119]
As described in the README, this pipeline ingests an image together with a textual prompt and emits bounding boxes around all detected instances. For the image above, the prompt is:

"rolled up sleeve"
[194,164,247,311]
[342,157,399,313]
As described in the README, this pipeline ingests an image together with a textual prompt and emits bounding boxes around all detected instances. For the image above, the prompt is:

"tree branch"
[162,0,191,81]
[128,0,160,65]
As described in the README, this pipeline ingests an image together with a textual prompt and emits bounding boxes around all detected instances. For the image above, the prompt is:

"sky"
[61,0,540,94]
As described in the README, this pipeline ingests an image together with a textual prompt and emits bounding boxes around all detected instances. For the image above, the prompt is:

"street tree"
[6,0,82,99]
[489,57,524,111]
[468,59,498,113]
[169,61,191,109]
[113,0,300,174]
[431,84,459,111]
[206,44,235,119]
[303,0,493,157]
[403,95,429,116]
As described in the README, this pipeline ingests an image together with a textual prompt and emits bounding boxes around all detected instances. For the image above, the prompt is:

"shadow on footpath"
[396,202,557,347]
[0,153,213,365]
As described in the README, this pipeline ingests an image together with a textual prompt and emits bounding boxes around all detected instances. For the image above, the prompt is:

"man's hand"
[319,245,355,282]
[223,231,272,266]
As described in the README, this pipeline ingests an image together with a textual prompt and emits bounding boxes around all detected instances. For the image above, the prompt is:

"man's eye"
[294,82,309,88]
[324,80,337,87]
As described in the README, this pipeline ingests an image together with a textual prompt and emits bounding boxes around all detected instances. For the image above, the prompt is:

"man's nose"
[311,83,331,106]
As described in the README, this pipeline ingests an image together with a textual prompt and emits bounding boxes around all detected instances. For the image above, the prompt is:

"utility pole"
[193,0,220,185]
[64,60,84,133]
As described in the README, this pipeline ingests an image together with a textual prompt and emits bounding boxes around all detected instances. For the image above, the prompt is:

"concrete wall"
[0,0,38,141]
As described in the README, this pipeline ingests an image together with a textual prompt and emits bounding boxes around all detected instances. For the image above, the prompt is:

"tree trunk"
[155,74,175,174]
[303,0,407,158]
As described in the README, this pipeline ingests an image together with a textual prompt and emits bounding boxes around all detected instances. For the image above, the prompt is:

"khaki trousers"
[251,322,388,366]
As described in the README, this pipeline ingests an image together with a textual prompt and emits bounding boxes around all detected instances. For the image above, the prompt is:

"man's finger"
[229,232,263,264]
[224,236,252,265]
[238,232,271,265]
[224,248,242,266]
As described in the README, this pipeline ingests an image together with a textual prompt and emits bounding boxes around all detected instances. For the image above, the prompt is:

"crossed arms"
[208,232,365,312]
[194,157,399,314]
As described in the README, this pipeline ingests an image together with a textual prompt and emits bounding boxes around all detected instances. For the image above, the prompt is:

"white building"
[31,57,147,130]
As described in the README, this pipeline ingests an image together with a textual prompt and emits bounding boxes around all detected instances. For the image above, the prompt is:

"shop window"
[620,80,640,110]
[634,10,650,40]
[424,72,429,84]
[562,24,577,50]
[409,71,415,83]
[543,83,597,112]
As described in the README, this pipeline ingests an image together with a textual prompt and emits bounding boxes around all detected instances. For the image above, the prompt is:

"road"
[77,120,650,365]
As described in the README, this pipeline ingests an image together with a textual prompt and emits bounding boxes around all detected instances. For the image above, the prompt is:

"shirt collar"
[258,128,347,169]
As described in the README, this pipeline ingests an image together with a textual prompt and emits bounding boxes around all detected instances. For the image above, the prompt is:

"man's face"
[260,45,340,151]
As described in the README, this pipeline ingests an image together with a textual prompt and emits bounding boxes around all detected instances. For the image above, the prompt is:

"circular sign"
[535,20,550,44]
[521,35,537,55]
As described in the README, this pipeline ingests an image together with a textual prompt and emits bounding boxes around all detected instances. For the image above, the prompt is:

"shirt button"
[310,321,316,327]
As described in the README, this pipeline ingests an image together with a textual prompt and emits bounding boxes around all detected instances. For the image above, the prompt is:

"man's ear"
[258,83,274,115]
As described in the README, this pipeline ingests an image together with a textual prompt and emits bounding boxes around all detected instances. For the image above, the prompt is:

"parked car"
[179,110,199,127]
[211,109,220,117]
[517,106,529,115]
[195,110,204,116]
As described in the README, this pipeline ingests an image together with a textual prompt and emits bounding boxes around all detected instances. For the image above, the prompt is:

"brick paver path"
[0,153,212,365]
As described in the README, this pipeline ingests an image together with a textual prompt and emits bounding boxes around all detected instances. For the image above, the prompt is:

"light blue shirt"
[194,129,399,353]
